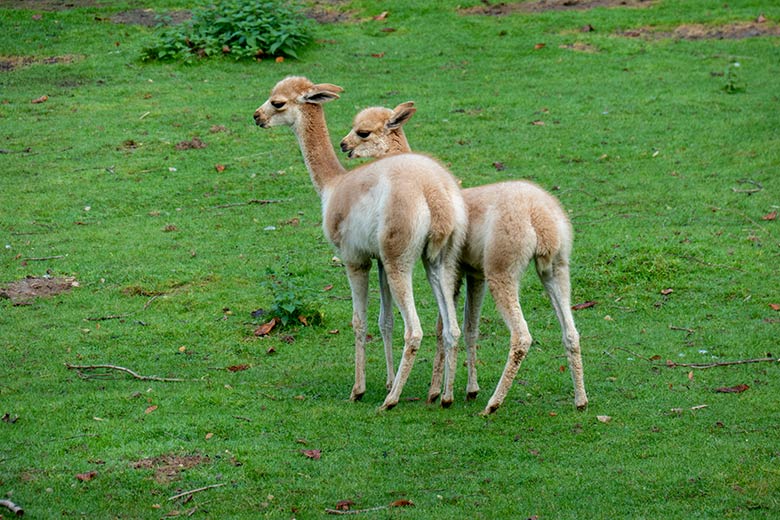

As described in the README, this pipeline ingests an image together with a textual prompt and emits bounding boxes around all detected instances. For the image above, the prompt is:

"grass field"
[1,0,779,518]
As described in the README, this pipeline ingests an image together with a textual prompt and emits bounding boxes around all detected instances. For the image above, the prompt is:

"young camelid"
[340,102,588,414]
[253,77,467,409]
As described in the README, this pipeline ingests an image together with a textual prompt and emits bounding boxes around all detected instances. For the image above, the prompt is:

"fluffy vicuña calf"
[340,102,588,414]
[254,78,467,409]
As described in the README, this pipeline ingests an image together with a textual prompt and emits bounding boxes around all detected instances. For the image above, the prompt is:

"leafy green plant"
[141,0,313,63]
[722,61,745,93]
[259,268,324,327]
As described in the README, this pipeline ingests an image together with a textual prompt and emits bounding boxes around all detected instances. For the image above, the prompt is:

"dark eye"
[271,100,286,109]
[356,130,371,139]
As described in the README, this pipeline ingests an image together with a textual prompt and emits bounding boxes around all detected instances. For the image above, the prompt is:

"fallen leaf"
[322,284,334,291]
[254,317,278,336]
[390,499,414,508]
[75,471,97,481]
[298,315,309,326]
[31,94,48,104]
[597,415,612,423]
[371,52,385,58]
[275,56,284,63]
[688,371,694,381]
[770,303,780,311]
[572,301,596,311]
[215,164,226,173]
[530,120,545,126]
[757,13,767,23]
[492,161,506,171]
[301,449,321,460]
[266,346,276,355]
[715,384,749,394]
[335,500,354,511]
[373,11,389,21]
[205,432,213,440]
[534,43,546,50]
[227,364,249,372]
[581,24,595,32]
[660,288,674,295]
[762,210,777,221]
[145,405,158,414]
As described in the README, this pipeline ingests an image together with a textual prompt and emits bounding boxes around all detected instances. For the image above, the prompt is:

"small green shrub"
[141,0,313,63]
[722,61,745,94]
[258,268,324,328]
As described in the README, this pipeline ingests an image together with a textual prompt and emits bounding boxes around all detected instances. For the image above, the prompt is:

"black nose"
[340,141,349,152]
[253,112,267,127]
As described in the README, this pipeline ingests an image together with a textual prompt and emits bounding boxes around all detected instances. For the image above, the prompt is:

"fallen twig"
[212,199,284,209]
[85,295,160,321]
[65,363,186,382]
[325,505,389,515]
[22,255,65,262]
[0,498,24,516]
[663,357,778,369]
[168,483,225,502]
[732,179,763,194]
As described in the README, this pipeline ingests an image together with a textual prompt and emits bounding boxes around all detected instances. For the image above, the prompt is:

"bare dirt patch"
[0,0,105,9]
[1,276,78,305]
[110,9,191,27]
[461,0,654,16]
[621,21,780,40]
[0,54,82,72]
[132,454,210,484]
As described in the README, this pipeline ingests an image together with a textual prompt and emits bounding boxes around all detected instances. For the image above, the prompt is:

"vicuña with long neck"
[341,102,588,415]
[254,77,467,409]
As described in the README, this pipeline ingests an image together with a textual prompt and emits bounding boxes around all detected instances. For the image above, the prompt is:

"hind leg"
[481,272,532,415]
[538,258,588,410]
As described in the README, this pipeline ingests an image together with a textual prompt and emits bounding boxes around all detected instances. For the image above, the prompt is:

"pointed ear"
[387,101,416,129]
[303,83,344,105]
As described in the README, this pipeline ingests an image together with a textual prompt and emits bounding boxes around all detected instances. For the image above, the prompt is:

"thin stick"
[65,363,185,382]
[22,255,65,261]
[212,199,283,209]
[168,483,225,501]
[325,505,388,515]
[663,357,777,369]
[0,498,24,516]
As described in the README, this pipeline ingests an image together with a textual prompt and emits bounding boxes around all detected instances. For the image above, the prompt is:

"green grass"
[1,0,779,517]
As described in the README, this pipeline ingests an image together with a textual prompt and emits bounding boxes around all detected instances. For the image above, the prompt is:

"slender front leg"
[427,314,445,403]
[539,259,588,410]
[463,274,486,400]
[424,256,461,408]
[376,260,396,391]
[345,262,371,401]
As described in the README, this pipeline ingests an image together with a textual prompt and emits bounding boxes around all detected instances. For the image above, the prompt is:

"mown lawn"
[1,0,779,518]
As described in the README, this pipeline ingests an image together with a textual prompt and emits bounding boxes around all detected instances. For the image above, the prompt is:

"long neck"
[293,104,346,195]
[390,129,412,154]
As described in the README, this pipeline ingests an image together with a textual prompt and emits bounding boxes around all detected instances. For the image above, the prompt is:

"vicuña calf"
[254,78,467,409]
[340,102,588,414]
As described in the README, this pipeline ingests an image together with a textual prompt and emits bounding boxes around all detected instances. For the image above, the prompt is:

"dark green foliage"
[141,0,313,63]
[260,268,325,327]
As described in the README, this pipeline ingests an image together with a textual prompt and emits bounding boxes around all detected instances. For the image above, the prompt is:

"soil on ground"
[0,276,78,305]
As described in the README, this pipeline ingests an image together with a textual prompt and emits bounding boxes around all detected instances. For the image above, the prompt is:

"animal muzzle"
[340,140,354,157]
[253,110,269,127]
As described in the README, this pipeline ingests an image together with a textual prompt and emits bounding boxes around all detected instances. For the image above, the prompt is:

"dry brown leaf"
[31,94,48,104]
[534,43,546,49]
[770,303,780,311]
[390,499,414,508]
[254,317,278,336]
[715,384,749,394]
[215,164,226,173]
[572,301,596,311]
[301,449,321,460]
[145,405,158,414]
[597,415,612,423]
[661,288,674,295]
[75,470,97,481]
[227,364,249,372]
[762,210,777,221]
[373,11,389,21]
[335,500,354,511]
